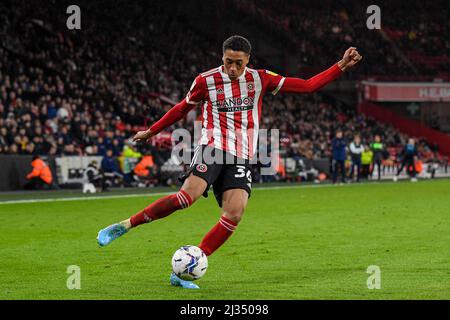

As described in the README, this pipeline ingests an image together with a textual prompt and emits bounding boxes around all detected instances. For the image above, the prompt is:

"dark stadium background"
[0,0,449,191]
[1,0,450,307]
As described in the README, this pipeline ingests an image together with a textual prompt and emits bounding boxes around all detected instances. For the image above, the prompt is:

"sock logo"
[196,164,208,173]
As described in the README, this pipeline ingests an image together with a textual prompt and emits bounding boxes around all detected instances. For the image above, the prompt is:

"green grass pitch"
[0,179,449,299]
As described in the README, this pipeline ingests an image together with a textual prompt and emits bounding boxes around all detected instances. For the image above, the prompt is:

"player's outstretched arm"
[279,47,362,94]
[132,99,195,143]
[133,75,206,143]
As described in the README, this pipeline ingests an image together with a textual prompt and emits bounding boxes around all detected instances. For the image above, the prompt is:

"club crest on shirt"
[216,88,224,95]
[247,82,254,92]
[196,164,208,173]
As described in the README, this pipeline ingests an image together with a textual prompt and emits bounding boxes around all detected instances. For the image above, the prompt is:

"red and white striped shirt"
[150,63,342,160]
[186,66,285,160]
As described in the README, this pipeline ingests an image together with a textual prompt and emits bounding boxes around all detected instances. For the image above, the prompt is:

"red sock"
[130,190,192,227]
[199,215,238,256]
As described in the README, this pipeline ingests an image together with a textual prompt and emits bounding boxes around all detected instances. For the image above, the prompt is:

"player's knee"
[222,205,245,224]
[181,175,207,204]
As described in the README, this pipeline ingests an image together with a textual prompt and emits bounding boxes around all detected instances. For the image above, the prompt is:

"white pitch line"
[0,181,396,205]
[0,191,175,205]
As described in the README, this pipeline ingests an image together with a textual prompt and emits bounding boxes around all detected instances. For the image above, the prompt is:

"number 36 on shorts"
[234,165,252,183]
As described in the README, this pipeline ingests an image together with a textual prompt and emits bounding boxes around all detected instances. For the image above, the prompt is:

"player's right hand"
[132,129,153,143]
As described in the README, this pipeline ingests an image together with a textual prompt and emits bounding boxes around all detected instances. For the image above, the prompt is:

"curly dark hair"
[222,35,251,54]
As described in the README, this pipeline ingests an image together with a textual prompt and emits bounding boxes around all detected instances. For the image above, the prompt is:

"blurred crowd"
[0,1,219,157]
[263,93,448,164]
[232,0,450,79]
[0,0,448,178]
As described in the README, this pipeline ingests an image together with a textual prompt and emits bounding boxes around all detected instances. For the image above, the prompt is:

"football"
[171,245,208,281]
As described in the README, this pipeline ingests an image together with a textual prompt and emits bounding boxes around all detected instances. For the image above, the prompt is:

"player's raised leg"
[198,188,248,256]
[97,175,207,246]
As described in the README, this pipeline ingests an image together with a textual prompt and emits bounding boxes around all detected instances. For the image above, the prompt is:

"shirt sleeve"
[260,70,286,96]
[150,75,205,134]
[185,75,207,105]
[279,63,342,94]
[149,99,195,135]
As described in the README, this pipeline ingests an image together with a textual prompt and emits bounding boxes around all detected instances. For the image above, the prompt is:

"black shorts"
[179,145,253,207]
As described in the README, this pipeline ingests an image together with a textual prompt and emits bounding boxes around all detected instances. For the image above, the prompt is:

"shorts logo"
[196,164,208,173]
[247,83,254,92]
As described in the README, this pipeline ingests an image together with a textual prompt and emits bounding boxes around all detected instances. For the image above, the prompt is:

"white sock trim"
[219,220,235,232]
[176,193,187,208]
[178,191,191,208]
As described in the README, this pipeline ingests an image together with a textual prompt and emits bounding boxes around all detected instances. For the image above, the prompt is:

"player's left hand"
[338,47,362,71]
[132,128,153,143]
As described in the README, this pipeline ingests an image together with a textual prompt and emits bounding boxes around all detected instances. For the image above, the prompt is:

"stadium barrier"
[2,155,445,191]
[0,155,57,191]
[358,102,450,156]
[55,156,103,185]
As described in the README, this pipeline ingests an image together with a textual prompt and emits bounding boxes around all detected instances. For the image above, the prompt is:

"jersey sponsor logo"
[196,164,208,173]
[218,105,253,113]
[213,97,255,111]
